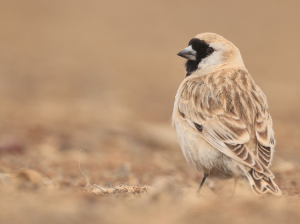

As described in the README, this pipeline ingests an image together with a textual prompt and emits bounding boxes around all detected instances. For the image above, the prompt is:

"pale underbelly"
[175,120,244,179]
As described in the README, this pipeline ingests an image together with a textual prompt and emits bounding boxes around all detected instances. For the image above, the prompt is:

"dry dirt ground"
[0,1,300,224]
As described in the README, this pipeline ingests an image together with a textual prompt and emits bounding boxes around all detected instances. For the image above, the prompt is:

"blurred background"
[0,1,300,223]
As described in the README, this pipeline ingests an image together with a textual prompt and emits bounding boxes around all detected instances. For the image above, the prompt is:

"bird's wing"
[253,88,275,168]
[177,71,274,177]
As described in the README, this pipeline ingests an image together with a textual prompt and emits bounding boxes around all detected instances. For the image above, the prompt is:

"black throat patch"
[185,38,210,77]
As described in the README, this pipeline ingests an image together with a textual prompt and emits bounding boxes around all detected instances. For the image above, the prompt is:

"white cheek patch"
[201,51,223,67]
[198,42,227,70]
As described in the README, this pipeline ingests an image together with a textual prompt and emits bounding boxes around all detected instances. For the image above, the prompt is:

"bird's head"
[177,33,245,76]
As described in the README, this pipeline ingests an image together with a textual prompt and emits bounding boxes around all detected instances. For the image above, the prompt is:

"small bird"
[172,32,281,195]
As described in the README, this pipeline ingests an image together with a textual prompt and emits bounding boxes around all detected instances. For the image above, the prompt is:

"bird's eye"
[206,47,214,54]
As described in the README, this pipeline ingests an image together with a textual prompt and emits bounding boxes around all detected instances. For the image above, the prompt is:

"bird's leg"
[232,177,239,196]
[197,173,209,194]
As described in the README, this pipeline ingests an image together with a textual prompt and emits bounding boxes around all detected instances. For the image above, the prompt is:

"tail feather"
[244,169,281,196]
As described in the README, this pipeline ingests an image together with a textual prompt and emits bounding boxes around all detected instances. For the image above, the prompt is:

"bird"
[172,32,281,196]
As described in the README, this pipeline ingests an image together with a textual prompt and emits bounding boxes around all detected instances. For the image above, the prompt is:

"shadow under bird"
[172,32,281,196]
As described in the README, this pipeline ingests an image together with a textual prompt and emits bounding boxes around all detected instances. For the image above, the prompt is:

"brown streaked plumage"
[173,32,281,195]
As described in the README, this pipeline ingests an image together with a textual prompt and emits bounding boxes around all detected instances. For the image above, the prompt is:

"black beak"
[177,45,197,61]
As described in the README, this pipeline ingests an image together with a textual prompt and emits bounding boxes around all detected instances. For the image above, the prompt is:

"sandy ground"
[0,1,300,223]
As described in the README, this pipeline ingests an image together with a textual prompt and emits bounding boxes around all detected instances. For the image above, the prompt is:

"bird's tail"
[244,169,282,196]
